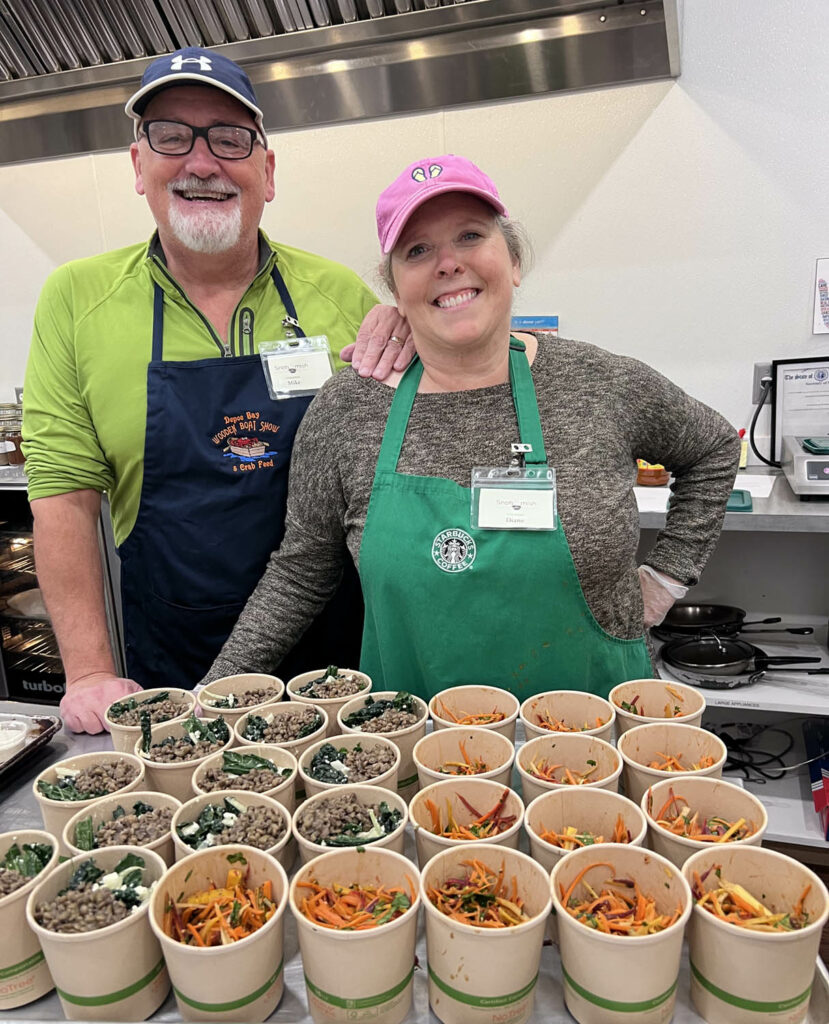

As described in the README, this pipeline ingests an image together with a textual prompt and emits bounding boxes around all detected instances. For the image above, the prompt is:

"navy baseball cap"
[125,47,265,140]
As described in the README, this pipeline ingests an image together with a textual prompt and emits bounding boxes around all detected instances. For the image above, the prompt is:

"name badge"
[259,336,333,399]
[471,465,557,530]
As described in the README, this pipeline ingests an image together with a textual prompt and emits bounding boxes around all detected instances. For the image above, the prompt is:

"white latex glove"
[59,672,143,734]
[637,565,688,629]
[340,304,414,380]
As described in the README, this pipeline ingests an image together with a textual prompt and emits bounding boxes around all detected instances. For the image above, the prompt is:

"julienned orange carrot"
[652,787,755,842]
[428,858,528,927]
[559,861,682,936]
[527,758,600,784]
[297,878,414,930]
[437,739,489,776]
[423,789,516,840]
[691,867,811,931]
[538,813,631,850]
[162,864,277,946]
[616,685,686,719]
[535,710,608,733]
[437,700,505,726]
[648,751,715,772]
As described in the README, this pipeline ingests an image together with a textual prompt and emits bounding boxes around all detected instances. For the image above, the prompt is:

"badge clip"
[510,443,533,471]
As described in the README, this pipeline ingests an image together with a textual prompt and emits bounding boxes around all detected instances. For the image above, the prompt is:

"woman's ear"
[512,260,521,288]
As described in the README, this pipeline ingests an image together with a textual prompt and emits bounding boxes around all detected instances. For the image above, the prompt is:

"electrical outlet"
[752,362,772,405]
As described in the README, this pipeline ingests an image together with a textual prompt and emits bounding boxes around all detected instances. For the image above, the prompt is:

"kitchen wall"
[1,0,827,449]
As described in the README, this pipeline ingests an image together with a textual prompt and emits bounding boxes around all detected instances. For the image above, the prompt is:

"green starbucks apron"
[358,338,652,702]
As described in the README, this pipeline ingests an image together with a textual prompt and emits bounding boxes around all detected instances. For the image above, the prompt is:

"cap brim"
[125,74,266,141]
[382,183,509,253]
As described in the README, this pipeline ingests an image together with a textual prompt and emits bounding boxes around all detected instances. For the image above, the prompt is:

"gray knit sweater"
[204,336,739,681]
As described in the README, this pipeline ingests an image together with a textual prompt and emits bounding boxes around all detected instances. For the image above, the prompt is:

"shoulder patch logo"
[432,528,476,573]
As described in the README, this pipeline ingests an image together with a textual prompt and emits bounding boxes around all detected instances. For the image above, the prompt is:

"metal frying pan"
[659,603,813,637]
[660,636,825,681]
[661,661,829,690]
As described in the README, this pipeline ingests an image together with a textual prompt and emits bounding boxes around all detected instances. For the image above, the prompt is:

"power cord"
[709,721,795,783]
[749,377,781,468]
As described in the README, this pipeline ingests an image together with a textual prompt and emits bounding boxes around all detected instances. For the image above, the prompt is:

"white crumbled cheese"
[188,731,201,743]
[221,813,237,826]
[55,766,80,779]
[324,673,337,684]
[180,822,200,837]
[264,713,274,725]
[99,872,121,890]
[330,759,349,776]
[203,833,216,847]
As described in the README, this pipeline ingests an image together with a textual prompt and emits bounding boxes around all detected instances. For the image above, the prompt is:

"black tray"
[0,710,61,783]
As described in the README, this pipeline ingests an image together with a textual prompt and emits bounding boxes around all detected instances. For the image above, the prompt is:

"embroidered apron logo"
[432,529,476,573]
[210,410,281,473]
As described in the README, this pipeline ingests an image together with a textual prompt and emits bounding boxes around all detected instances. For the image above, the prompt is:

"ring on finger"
[390,335,403,344]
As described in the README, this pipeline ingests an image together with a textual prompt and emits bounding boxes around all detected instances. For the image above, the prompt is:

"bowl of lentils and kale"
[63,791,182,866]
[0,830,59,1010]
[286,666,372,736]
[196,673,285,727]
[33,752,145,852]
[25,847,169,1021]
[233,703,328,760]
[105,687,196,753]
[135,714,233,802]
[337,691,429,799]
[298,733,401,799]
[292,783,408,864]
[192,746,298,815]
[172,790,293,870]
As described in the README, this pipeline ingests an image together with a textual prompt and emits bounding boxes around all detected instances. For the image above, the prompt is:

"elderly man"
[22,47,411,734]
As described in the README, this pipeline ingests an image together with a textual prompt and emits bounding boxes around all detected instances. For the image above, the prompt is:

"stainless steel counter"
[2,699,828,1023]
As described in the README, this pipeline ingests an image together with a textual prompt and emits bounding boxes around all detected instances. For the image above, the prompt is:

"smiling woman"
[203,154,740,703]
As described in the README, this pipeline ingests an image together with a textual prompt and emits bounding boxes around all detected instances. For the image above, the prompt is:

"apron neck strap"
[270,265,306,338]
[376,336,548,473]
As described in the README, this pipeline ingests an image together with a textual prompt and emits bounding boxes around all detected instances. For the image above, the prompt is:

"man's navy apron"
[117,267,363,689]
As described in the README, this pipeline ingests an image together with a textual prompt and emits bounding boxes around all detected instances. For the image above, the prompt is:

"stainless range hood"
[0,0,680,165]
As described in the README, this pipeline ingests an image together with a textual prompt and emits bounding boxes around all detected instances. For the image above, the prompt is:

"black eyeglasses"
[139,120,262,160]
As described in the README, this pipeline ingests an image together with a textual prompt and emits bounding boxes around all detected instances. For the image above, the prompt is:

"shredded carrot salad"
[436,739,489,776]
[527,758,602,784]
[616,685,686,719]
[533,709,608,732]
[538,813,631,850]
[424,788,516,840]
[428,858,528,927]
[560,861,683,935]
[437,700,505,726]
[648,752,715,772]
[162,863,276,946]
[652,787,755,842]
[296,878,414,929]
[691,866,811,931]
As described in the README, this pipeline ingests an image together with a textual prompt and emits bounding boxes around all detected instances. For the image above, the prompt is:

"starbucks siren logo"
[432,528,476,573]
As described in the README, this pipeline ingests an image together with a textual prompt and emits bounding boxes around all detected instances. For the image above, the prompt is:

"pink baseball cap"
[376,155,509,254]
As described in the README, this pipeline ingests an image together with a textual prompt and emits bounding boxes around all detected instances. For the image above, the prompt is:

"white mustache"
[168,176,240,196]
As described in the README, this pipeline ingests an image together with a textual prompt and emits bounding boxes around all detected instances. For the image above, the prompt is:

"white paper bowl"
[104,688,196,754]
[520,689,615,742]
[291,784,408,865]
[642,775,768,868]
[409,777,524,867]
[196,674,285,727]
[0,828,60,1009]
[134,717,234,803]
[412,725,515,790]
[26,845,170,1021]
[62,790,181,866]
[286,668,372,737]
[516,732,623,805]
[148,845,289,1022]
[617,722,727,805]
[337,691,429,800]
[428,684,519,742]
[609,678,706,738]
[33,751,146,855]
[298,733,401,798]
[171,790,294,871]
[191,743,298,815]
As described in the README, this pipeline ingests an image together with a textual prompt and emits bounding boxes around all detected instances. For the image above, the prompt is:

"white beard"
[166,177,242,254]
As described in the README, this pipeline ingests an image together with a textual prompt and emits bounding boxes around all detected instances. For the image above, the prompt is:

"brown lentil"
[243,707,321,744]
[107,698,188,727]
[146,737,224,763]
[357,709,419,733]
[67,761,139,797]
[0,867,28,898]
[296,793,395,845]
[35,884,129,933]
[217,806,286,849]
[300,672,367,700]
[198,767,290,793]
[205,688,279,709]
[93,807,174,847]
